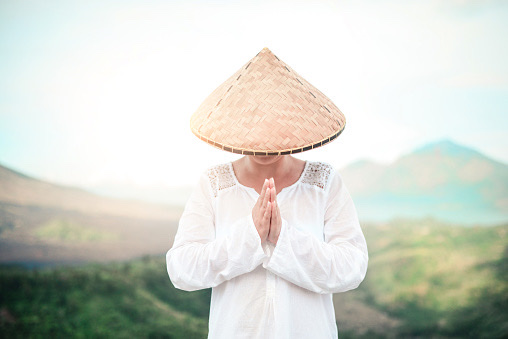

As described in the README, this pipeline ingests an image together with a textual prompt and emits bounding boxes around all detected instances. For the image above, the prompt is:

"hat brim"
[191,123,345,155]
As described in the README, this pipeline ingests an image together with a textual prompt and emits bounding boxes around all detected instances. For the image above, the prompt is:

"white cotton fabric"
[166,161,368,339]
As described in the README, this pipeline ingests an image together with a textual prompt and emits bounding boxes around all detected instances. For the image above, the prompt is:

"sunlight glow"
[0,0,506,189]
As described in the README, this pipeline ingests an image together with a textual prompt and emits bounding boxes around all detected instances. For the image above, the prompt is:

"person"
[166,47,368,338]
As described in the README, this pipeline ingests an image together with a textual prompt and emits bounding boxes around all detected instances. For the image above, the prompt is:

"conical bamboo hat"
[190,47,346,155]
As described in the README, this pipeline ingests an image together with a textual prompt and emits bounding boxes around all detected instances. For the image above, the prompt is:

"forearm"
[263,219,368,294]
[167,215,266,291]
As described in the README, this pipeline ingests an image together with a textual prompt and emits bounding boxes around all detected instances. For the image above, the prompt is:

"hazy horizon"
[0,137,450,207]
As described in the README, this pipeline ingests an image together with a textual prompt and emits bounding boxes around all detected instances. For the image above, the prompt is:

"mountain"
[340,139,508,225]
[1,138,506,264]
[0,163,182,265]
[86,182,193,207]
[0,164,180,220]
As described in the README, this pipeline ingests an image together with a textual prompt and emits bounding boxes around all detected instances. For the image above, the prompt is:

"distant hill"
[0,164,180,221]
[87,182,193,207]
[340,139,508,225]
[1,138,507,264]
[0,163,182,264]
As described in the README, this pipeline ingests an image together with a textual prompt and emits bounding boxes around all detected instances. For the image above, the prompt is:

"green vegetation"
[347,219,508,338]
[35,218,118,242]
[1,219,507,338]
[0,256,210,338]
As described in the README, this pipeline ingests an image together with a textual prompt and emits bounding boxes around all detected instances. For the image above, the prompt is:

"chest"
[213,186,327,240]
[242,175,304,195]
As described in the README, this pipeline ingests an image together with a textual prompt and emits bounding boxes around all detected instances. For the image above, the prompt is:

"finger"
[262,181,270,210]
[270,187,276,203]
[264,201,271,221]
[257,178,268,204]
[262,178,269,194]
[271,178,277,195]
[276,200,283,239]
[269,200,278,243]
[255,179,267,212]
[271,199,277,222]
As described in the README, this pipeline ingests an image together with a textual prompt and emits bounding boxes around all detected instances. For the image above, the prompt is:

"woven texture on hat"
[190,47,346,155]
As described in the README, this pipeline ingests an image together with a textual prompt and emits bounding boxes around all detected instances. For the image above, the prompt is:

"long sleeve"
[166,172,267,291]
[263,169,368,294]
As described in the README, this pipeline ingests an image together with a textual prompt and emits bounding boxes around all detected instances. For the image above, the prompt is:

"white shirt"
[166,161,368,338]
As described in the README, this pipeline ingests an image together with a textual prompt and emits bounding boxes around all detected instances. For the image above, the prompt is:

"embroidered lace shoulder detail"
[206,163,237,197]
[301,161,333,190]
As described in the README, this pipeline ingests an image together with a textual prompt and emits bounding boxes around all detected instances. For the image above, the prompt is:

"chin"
[248,155,284,165]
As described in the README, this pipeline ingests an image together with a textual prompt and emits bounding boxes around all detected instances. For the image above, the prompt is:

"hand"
[252,179,271,242]
[267,178,282,245]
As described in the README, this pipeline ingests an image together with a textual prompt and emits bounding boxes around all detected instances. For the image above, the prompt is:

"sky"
[0,0,507,190]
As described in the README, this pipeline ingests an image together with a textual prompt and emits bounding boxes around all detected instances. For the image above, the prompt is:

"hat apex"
[190,47,346,155]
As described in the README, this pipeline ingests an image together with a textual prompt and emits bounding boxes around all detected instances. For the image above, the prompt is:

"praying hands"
[252,178,282,245]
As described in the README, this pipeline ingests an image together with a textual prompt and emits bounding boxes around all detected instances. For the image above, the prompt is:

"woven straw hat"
[190,47,346,155]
